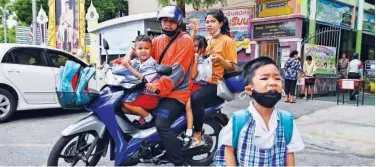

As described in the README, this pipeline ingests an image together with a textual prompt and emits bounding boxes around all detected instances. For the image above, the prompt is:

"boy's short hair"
[135,35,152,44]
[306,56,312,61]
[194,35,208,51]
[242,57,277,85]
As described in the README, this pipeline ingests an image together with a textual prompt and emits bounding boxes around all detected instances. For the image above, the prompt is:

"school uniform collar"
[248,101,279,131]
[247,101,279,120]
[135,56,154,66]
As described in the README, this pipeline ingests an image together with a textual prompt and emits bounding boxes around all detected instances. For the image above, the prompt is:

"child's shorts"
[192,83,203,92]
[125,94,159,110]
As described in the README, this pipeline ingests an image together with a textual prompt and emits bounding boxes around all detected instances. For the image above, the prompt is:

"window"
[47,50,70,68]
[47,50,86,68]
[11,48,48,66]
[1,52,15,63]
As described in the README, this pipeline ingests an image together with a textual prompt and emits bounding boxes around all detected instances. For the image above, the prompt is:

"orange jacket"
[152,32,194,104]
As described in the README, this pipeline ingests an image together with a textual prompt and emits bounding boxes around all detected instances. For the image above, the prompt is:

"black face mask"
[251,90,282,108]
[162,29,178,37]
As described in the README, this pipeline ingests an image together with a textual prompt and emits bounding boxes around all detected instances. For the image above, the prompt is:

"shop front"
[186,7,254,66]
[250,15,304,68]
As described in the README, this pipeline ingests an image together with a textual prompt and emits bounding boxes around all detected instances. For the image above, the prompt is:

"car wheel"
[0,88,16,123]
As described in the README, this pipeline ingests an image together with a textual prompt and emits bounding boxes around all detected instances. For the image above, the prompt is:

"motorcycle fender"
[212,112,229,127]
[61,113,107,139]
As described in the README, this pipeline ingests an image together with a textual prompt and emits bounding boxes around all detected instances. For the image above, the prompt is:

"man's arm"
[153,35,194,96]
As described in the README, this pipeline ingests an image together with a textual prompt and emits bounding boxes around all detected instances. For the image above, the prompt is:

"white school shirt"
[220,102,305,153]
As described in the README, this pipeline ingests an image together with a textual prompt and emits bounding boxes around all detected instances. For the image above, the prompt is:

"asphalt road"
[0,98,374,166]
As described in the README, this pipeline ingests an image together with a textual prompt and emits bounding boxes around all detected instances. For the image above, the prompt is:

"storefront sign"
[363,12,375,33]
[303,44,337,75]
[266,2,286,9]
[316,0,353,27]
[253,21,296,39]
[186,8,253,52]
[365,60,375,77]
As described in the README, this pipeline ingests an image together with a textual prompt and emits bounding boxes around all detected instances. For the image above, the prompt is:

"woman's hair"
[242,57,278,85]
[306,56,312,61]
[134,35,152,44]
[205,9,230,36]
[289,50,299,58]
[194,35,208,51]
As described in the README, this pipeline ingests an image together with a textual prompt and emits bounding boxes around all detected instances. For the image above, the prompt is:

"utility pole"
[2,8,7,43]
[32,0,37,45]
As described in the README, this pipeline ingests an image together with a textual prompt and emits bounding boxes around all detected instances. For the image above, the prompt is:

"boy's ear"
[245,85,252,95]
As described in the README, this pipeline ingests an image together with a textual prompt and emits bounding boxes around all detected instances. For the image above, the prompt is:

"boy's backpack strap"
[278,109,294,145]
[231,109,250,148]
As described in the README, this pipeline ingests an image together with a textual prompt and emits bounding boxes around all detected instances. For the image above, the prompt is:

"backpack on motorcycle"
[76,67,96,105]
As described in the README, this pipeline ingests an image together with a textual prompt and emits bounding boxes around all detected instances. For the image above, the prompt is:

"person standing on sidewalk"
[338,53,349,79]
[303,56,317,100]
[283,50,302,103]
[347,53,363,100]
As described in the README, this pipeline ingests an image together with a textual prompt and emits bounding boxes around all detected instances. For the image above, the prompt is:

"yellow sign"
[259,0,293,18]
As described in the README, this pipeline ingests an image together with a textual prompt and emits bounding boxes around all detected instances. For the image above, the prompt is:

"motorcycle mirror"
[103,39,110,50]
[157,65,172,76]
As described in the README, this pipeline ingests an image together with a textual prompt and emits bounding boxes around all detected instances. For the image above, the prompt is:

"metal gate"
[301,27,342,71]
[299,27,342,96]
[259,41,281,64]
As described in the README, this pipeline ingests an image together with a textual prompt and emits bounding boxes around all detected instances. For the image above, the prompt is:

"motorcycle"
[47,39,229,166]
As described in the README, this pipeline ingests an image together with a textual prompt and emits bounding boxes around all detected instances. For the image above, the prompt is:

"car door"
[1,47,56,104]
[45,50,89,103]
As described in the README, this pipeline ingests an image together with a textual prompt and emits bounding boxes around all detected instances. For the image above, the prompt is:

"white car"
[0,44,95,122]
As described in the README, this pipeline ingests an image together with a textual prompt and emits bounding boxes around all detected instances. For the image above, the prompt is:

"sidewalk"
[295,105,375,166]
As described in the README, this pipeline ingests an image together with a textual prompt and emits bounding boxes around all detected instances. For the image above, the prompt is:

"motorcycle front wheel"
[185,119,222,166]
[47,131,105,166]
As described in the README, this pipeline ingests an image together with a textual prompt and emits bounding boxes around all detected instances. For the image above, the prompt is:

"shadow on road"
[10,108,87,122]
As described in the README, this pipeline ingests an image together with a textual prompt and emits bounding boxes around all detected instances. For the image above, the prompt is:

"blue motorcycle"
[47,43,229,166]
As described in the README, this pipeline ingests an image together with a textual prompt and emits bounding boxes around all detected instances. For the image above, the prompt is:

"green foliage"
[85,0,128,23]
[0,27,16,43]
[11,0,49,25]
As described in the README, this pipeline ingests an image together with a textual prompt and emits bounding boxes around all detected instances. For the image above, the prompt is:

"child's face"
[194,40,205,55]
[245,64,283,95]
[135,41,152,62]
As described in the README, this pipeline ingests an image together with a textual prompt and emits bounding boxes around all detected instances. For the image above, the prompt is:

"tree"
[0,27,16,43]
[0,0,11,21]
[11,0,48,26]
[157,0,227,17]
[85,0,128,22]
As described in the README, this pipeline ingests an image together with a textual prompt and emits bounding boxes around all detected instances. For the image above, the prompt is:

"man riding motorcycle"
[125,5,194,166]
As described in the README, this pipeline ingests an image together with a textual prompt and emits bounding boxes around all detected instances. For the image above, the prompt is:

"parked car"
[0,44,94,123]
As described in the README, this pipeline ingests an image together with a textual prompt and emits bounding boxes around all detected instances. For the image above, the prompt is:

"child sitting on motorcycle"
[183,35,209,149]
[112,35,159,128]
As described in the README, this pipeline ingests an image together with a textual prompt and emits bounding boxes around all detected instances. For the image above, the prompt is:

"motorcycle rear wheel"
[47,132,105,166]
[185,119,222,166]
